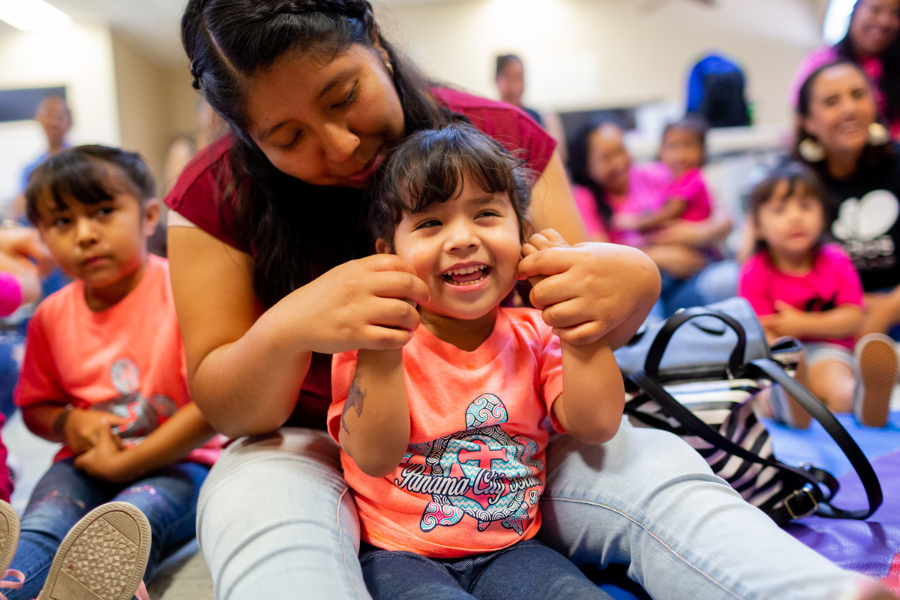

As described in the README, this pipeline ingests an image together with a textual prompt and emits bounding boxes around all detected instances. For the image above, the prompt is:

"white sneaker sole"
[37,502,150,600]
[0,500,20,574]
[857,337,897,428]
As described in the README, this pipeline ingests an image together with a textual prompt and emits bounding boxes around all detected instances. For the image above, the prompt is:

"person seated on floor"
[3,145,221,599]
[739,162,896,429]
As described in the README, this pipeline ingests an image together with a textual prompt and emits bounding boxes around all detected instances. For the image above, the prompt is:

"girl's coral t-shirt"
[328,308,564,558]
[15,255,221,465]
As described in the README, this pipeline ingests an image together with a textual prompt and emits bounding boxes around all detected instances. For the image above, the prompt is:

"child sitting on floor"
[328,123,625,599]
[0,145,221,600]
[738,162,897,429]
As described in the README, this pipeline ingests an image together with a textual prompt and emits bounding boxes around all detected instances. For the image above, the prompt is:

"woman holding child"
[568,119,738,318]
[167,0,889,598]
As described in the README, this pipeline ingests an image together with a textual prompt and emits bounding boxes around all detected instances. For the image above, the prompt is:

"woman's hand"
[279,254,430,355]
[518,229,660,348]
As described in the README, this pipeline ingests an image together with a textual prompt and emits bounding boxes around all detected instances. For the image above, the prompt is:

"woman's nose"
[321,123,360,164]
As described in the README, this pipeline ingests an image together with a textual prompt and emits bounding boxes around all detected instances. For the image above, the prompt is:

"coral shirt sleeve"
[15,306,67,408]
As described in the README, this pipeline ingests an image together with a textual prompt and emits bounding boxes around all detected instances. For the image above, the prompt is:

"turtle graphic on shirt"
[93,357,178,441]
[393,393,543,536]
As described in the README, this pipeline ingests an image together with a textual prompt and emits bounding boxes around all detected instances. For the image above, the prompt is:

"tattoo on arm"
[341,373,366,435]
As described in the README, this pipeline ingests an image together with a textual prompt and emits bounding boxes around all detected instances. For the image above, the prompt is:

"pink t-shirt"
[605,164,671,247]
[15,256,222,465]
[328,308,564,558]
[665,167,712,222]
[0,273,21,317]
[572,185,607,240]
[737,244,864,349]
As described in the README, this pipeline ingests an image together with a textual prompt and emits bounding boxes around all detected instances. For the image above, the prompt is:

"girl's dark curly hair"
[372,123,534,250]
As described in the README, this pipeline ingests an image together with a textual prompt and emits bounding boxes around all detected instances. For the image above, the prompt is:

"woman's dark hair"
[372,123,533,250]
[661,115,709,165]
[836,0,900,125]
[748,161,832,254]
[794,59,895,178]
[495,54,522,79]
[566,118,623,226]
[24,145,155,226]
[181,0,455,307]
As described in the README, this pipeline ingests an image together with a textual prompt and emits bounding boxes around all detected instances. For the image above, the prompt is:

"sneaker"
[768,350,812,429]
[35,502,151,600]
[0,500,23,599]
[854,333,898,428]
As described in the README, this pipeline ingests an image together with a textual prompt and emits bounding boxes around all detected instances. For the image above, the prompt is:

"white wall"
[0,23,120,208]
[375,0,824,127]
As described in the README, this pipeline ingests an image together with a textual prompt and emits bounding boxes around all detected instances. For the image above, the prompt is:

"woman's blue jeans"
[196,423,871,600]
[649,260,740,321]
[5,458,208,599]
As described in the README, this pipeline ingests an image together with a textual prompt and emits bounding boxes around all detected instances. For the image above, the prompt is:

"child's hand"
[759,302,808,339]
[62,409,128,455]
[74,423,135,483]
[518,231,655,346]
[521,229,571,287]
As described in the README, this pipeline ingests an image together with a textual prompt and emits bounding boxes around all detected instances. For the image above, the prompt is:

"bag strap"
[748,358,883,519]
[628,369,823,524]
[644,308,747,376]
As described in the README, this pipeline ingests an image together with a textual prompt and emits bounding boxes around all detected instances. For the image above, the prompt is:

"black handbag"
[613,297,883,525]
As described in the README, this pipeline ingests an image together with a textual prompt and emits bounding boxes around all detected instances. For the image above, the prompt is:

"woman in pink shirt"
[569,120,737,319]
[791,0,900,139]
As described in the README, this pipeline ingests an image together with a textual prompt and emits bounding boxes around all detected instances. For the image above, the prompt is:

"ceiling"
[10,0,832,67]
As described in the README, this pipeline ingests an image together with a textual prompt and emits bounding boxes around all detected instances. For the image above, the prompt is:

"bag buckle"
[784,486,818,520]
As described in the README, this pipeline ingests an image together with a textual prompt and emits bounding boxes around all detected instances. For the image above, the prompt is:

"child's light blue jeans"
[5,457,208,599]
[197,422,872,600]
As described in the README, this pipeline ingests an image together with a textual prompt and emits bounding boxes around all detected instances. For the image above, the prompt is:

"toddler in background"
[0,145,221,600]
[738,162,896,429]
[613,116,713,236]
[329,123,625,600]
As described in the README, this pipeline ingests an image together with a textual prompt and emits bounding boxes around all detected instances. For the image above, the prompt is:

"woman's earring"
[868,122,890,146]
[798,137,825,163]
[385,61,394,77]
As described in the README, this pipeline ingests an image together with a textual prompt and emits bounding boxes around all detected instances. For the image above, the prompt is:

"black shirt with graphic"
[826,144,900,292]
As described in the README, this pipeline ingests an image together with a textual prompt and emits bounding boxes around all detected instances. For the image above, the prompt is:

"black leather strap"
[643,308,747,376]
[748,358,883,519]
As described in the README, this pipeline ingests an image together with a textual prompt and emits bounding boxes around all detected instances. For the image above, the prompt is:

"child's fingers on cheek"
[539,229,565,244]
[521,243,538,257]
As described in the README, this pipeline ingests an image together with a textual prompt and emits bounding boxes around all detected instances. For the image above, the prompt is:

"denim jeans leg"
[537,421,871,600]
[112,461,209,581]
[0,333,23,420]
[360,545,473,600]
[196,428,370,600]
[6,459,110,600]
[469,540,612,600]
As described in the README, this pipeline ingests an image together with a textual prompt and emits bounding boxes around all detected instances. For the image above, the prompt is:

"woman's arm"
[338,349,410,478]
[527,153,660,349]
[649,206,733,248]
[168,224,429,438]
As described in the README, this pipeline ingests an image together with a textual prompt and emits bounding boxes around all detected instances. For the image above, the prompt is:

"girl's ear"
[142,198,161,238]
[375,238,392,254]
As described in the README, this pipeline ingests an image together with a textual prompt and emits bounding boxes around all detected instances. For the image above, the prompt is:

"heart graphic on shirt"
[831,190,900,241]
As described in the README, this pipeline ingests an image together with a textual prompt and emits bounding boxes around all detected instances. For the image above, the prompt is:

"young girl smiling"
[328,123,624,599]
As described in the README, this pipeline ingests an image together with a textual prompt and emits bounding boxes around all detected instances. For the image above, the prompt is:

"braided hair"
[181,0,453,307]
